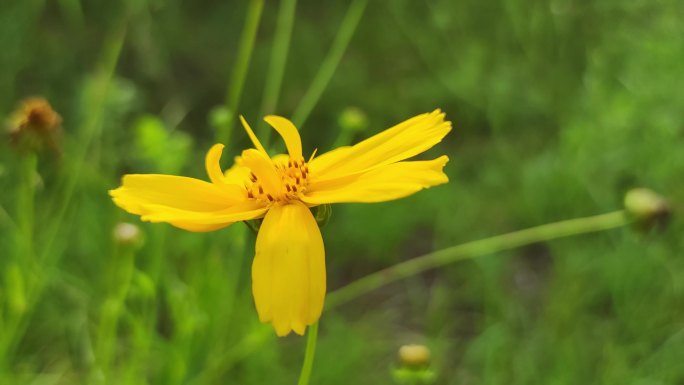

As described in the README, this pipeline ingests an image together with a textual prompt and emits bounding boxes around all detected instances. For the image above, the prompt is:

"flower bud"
[624,188,670,230]
[208,106,233,132]
[338,106,368,133]
[113,222,143,248]
[7,97,62,154]
[398,344,431,369]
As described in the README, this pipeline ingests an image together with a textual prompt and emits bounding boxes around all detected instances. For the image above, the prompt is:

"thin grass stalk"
[291,0,367,128]
[217,0,264,146]
[257,0,298,144]
[0,17,128,364]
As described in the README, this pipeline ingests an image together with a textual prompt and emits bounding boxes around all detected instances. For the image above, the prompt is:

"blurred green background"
[1,0,683,384]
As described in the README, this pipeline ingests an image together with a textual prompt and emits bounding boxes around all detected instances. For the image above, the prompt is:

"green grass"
[1,0,683,384]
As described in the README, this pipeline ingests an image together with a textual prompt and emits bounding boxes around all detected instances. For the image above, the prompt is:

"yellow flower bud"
[398,344,431,369]
[624,188,670,230]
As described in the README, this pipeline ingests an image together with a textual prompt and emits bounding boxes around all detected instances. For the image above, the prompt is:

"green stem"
[94,240,137,381]
[0,16,127,366]
[297,322,319,385]
[17,153,37,260]
[291,0,367,128]
[217,0,264,145]
[326,210,630,309]
[257,0,297,144]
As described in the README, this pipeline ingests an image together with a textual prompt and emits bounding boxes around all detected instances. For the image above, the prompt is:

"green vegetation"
[1,0,683,384]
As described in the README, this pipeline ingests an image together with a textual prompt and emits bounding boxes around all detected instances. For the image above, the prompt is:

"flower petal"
[240,149,281,193]
[139,200,268,224]
[110,174,261,231]
[301,156,449,204]
[264,115,302,160]
[223,156,251,185]
[239,115,268,154]
[252,201,326,336]
[169,221,231,232]
[205,143,228,184]
[111,174,242,214]
[309,109,451,181]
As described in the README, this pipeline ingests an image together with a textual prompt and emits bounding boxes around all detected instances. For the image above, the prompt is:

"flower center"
[246,157,309,204]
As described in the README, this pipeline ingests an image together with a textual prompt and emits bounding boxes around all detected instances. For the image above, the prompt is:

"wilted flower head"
[7,97,62,154]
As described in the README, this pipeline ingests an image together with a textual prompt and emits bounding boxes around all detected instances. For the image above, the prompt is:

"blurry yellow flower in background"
[110,110,451,336]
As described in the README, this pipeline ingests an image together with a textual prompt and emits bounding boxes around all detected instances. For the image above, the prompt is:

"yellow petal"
[239,115,267,154]
[139,200,268,224]
[252,201,326,336]
[223,156,252,185]
[110,174,260,231]
[169,221,231,232]
[301,156,449,204]
[240,149,281,193]
[264,115,303,160]
[309,109,451,181]
[111,174,241,214]
[205,144,228,184]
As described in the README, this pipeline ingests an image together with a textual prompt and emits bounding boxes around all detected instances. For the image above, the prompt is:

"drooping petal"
[169,221,231,232]
[139,200,269,225]
[239,116,268,154]
[309,109,451,181]
[264,115,302,160]
[111,174,242,213]
[252,201,326,336]
[205,144,229,184]
[110,174,260,231]
[301,156,449,204]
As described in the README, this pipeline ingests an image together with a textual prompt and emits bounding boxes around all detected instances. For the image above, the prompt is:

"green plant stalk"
[93,242,137,381]
[326,210,630,309]
[291,0,368,128]
[203,209,631,372]
[0,18,127,366]
[17,153,37,261]
[297,321,319,385]
[217,0,264,145]
[257,0,297,144]
[0,154,37,366]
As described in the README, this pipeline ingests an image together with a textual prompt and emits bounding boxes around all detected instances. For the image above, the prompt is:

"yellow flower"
[110,109,451,336]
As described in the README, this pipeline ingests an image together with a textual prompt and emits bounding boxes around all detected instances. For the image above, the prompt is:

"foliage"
[1,0,683,384]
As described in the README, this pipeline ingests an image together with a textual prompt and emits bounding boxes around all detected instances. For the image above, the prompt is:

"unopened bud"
[393,344,435,384]
[208,106,233,132]
[7,97,62,154]
[398,344,431,369]
[113,222,143,248]
[338,107,368,133]
[624,188,670,230]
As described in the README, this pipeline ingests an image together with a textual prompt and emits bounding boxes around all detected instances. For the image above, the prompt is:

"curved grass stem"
[327,210,630,309]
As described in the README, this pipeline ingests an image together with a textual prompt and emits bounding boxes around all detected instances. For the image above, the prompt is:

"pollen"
[245,157,310,204]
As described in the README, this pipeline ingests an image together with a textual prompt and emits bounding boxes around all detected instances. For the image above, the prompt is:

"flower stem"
[217,0,264,146]
[327,210,631,309]
[258,0,298,144]
[297,321,319,385]
[291,0,367,128]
